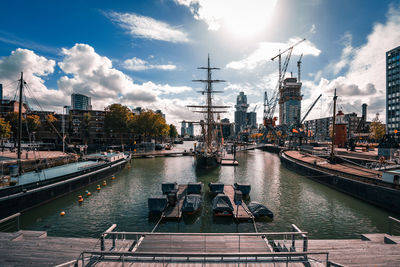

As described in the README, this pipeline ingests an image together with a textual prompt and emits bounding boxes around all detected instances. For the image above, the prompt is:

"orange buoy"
[111,175,116,180]
[97,185,101,191]
[78,195,83,203]
[85,190,91,197]
[103,180,107,186]
[60,211,65,216]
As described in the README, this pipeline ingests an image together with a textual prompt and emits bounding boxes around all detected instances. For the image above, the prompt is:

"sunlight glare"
[222,0,277,38]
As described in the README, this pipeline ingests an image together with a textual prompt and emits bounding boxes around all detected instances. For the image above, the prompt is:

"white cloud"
[123,57,176,71]
[303,5,400,122]
[310,24,317,34]
[174,0,277,36]
[226,37,321,70]
[107,12,189,43]
[0,48,65,110]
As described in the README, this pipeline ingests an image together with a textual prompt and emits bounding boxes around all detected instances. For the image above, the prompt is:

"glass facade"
[71,93,92,111]
[386,46,400,134]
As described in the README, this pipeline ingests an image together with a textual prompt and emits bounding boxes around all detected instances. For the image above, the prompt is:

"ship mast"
[188,55,227,150]
[17,72,24,176]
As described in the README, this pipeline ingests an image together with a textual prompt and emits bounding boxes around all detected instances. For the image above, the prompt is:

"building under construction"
[279,77,302,125]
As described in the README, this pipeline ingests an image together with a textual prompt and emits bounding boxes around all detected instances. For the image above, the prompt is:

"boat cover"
[212,194,234,212]
[187,182,202,194]
[162,182,177,194]
[148,195,168,213]
[182,194,202,213]
[234,183,251,195]
[208,183,224,194]
[247,201,274,218]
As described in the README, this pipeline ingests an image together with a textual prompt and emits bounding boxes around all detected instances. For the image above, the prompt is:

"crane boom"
[300,94,322,124]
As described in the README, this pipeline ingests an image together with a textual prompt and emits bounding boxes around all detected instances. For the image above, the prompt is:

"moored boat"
[208,183,224,195]
[181,194,202,214]
[212,193,233,216]
[148,195,168,214]
[248,201,274,218]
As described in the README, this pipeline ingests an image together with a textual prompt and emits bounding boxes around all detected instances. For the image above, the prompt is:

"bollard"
[100,235,105,251]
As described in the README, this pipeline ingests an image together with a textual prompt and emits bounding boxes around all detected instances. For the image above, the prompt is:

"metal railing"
[75,224,330,266]
[388,216,400,236]
[0,212,20,232]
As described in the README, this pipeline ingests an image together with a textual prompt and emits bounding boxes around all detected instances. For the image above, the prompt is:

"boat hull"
[195,153,220,169]
[0,157,130,219]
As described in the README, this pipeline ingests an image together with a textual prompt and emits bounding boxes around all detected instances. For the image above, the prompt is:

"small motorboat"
[162,182,177,195]
[208,183,224,195]
[187,182,202,194]
[212,193,233,216]
[247,201,274,218]
[181,194,202,214]
[148,195,168,214]
[234,183,251,196]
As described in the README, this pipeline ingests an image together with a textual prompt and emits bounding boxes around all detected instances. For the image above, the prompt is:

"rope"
[151,215,164,233]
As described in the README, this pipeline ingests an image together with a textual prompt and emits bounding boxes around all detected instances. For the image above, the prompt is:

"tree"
[370,116,386,140]
[104,104,133,144]
[0,118,11,139]
[169,124,178,140]
[130,110,169,141]
[5,112,19,138]
[26,115,40,132]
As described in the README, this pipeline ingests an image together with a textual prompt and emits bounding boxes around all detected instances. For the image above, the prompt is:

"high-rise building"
[0,84,3,100]
[234,92,249,134]
[279,77,302,125]
[71,93,92,110]
[246,112,257,129]
[386,45,400,134]
[181,120,187,136]
[187,122,194,136]
[221,118,234,139]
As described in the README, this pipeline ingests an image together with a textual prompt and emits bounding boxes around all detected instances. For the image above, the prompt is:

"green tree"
[130,110,169,141]
[26,115,40,132]
[169,124,178,140]
[82,112,92,145]
[104,104,133,144]
[5,112,19,138]
[0,118,11,139]
[370,116,386,140]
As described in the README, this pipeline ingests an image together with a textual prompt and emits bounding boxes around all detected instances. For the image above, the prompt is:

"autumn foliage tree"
[369,116,386,140]
[130,110,169,142]
[0,118,11,139]
[104,104,133,144]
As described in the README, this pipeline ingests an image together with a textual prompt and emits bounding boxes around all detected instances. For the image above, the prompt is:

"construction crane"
[297,53,303,82]
[252,105,258,113]
[300,94,322,125]
[263,38,306,129]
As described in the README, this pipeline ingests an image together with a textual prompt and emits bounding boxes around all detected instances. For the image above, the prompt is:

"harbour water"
[20,144,393,239]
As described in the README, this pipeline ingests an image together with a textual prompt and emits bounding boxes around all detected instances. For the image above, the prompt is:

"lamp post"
[62,106,68,154]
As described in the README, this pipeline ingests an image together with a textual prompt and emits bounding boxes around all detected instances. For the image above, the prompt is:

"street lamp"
[62,106,68,154]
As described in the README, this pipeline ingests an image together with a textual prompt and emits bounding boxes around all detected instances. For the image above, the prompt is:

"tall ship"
[187,55,229,169]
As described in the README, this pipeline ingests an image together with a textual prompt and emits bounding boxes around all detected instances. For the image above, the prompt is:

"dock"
[223,185,253,220]
[162,184,187,220]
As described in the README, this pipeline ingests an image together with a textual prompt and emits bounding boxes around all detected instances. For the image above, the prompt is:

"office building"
[386,45,400,134]
[186,122,194,137]
[181,120,187,136]
[279,77,302,125]
[234,92,249,134]
[71,93,92,111]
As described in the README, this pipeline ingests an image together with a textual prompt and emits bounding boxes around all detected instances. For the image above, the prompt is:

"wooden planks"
[223,185,253,221]
[162,184,187,220]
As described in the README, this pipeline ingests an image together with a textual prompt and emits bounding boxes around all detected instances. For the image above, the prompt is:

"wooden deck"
[223,185,253,221]
[162,184,187,220]
[285,150,382,179]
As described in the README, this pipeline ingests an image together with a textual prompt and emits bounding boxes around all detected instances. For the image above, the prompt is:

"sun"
[221,0,277,38]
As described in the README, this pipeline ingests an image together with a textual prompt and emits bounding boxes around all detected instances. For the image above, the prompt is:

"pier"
[224,185,253,220]
[162,184,188,220]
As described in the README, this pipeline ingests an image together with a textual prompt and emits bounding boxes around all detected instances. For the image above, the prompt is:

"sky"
[0,0,399,130]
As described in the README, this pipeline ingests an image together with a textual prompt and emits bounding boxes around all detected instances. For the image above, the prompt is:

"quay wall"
[280,152,400,214]
[261,145,282,154]
[0,158,129,219]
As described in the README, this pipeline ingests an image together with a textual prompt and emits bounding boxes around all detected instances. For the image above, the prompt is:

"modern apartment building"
[386,45,400,134]
[71,93,92,111]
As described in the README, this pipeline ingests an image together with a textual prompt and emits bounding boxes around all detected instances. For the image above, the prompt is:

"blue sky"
[0,0,399,128]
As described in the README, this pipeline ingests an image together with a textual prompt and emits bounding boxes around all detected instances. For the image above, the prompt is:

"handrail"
[0,212,20,231]
[100,224,117,251]
[388,216,400,236]
[292,224,308,252]
[102,231,308,236]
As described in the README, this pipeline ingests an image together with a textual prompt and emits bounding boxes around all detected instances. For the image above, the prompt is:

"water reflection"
[21,148,392,239]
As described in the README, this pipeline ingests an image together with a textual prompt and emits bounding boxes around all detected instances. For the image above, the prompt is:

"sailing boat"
[0,73,130,219]
[187,55,229,169]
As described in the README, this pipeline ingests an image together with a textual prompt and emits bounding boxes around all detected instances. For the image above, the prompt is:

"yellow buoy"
[103,180,107,186]
[60,211,65,216]
[85,190,91,197]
